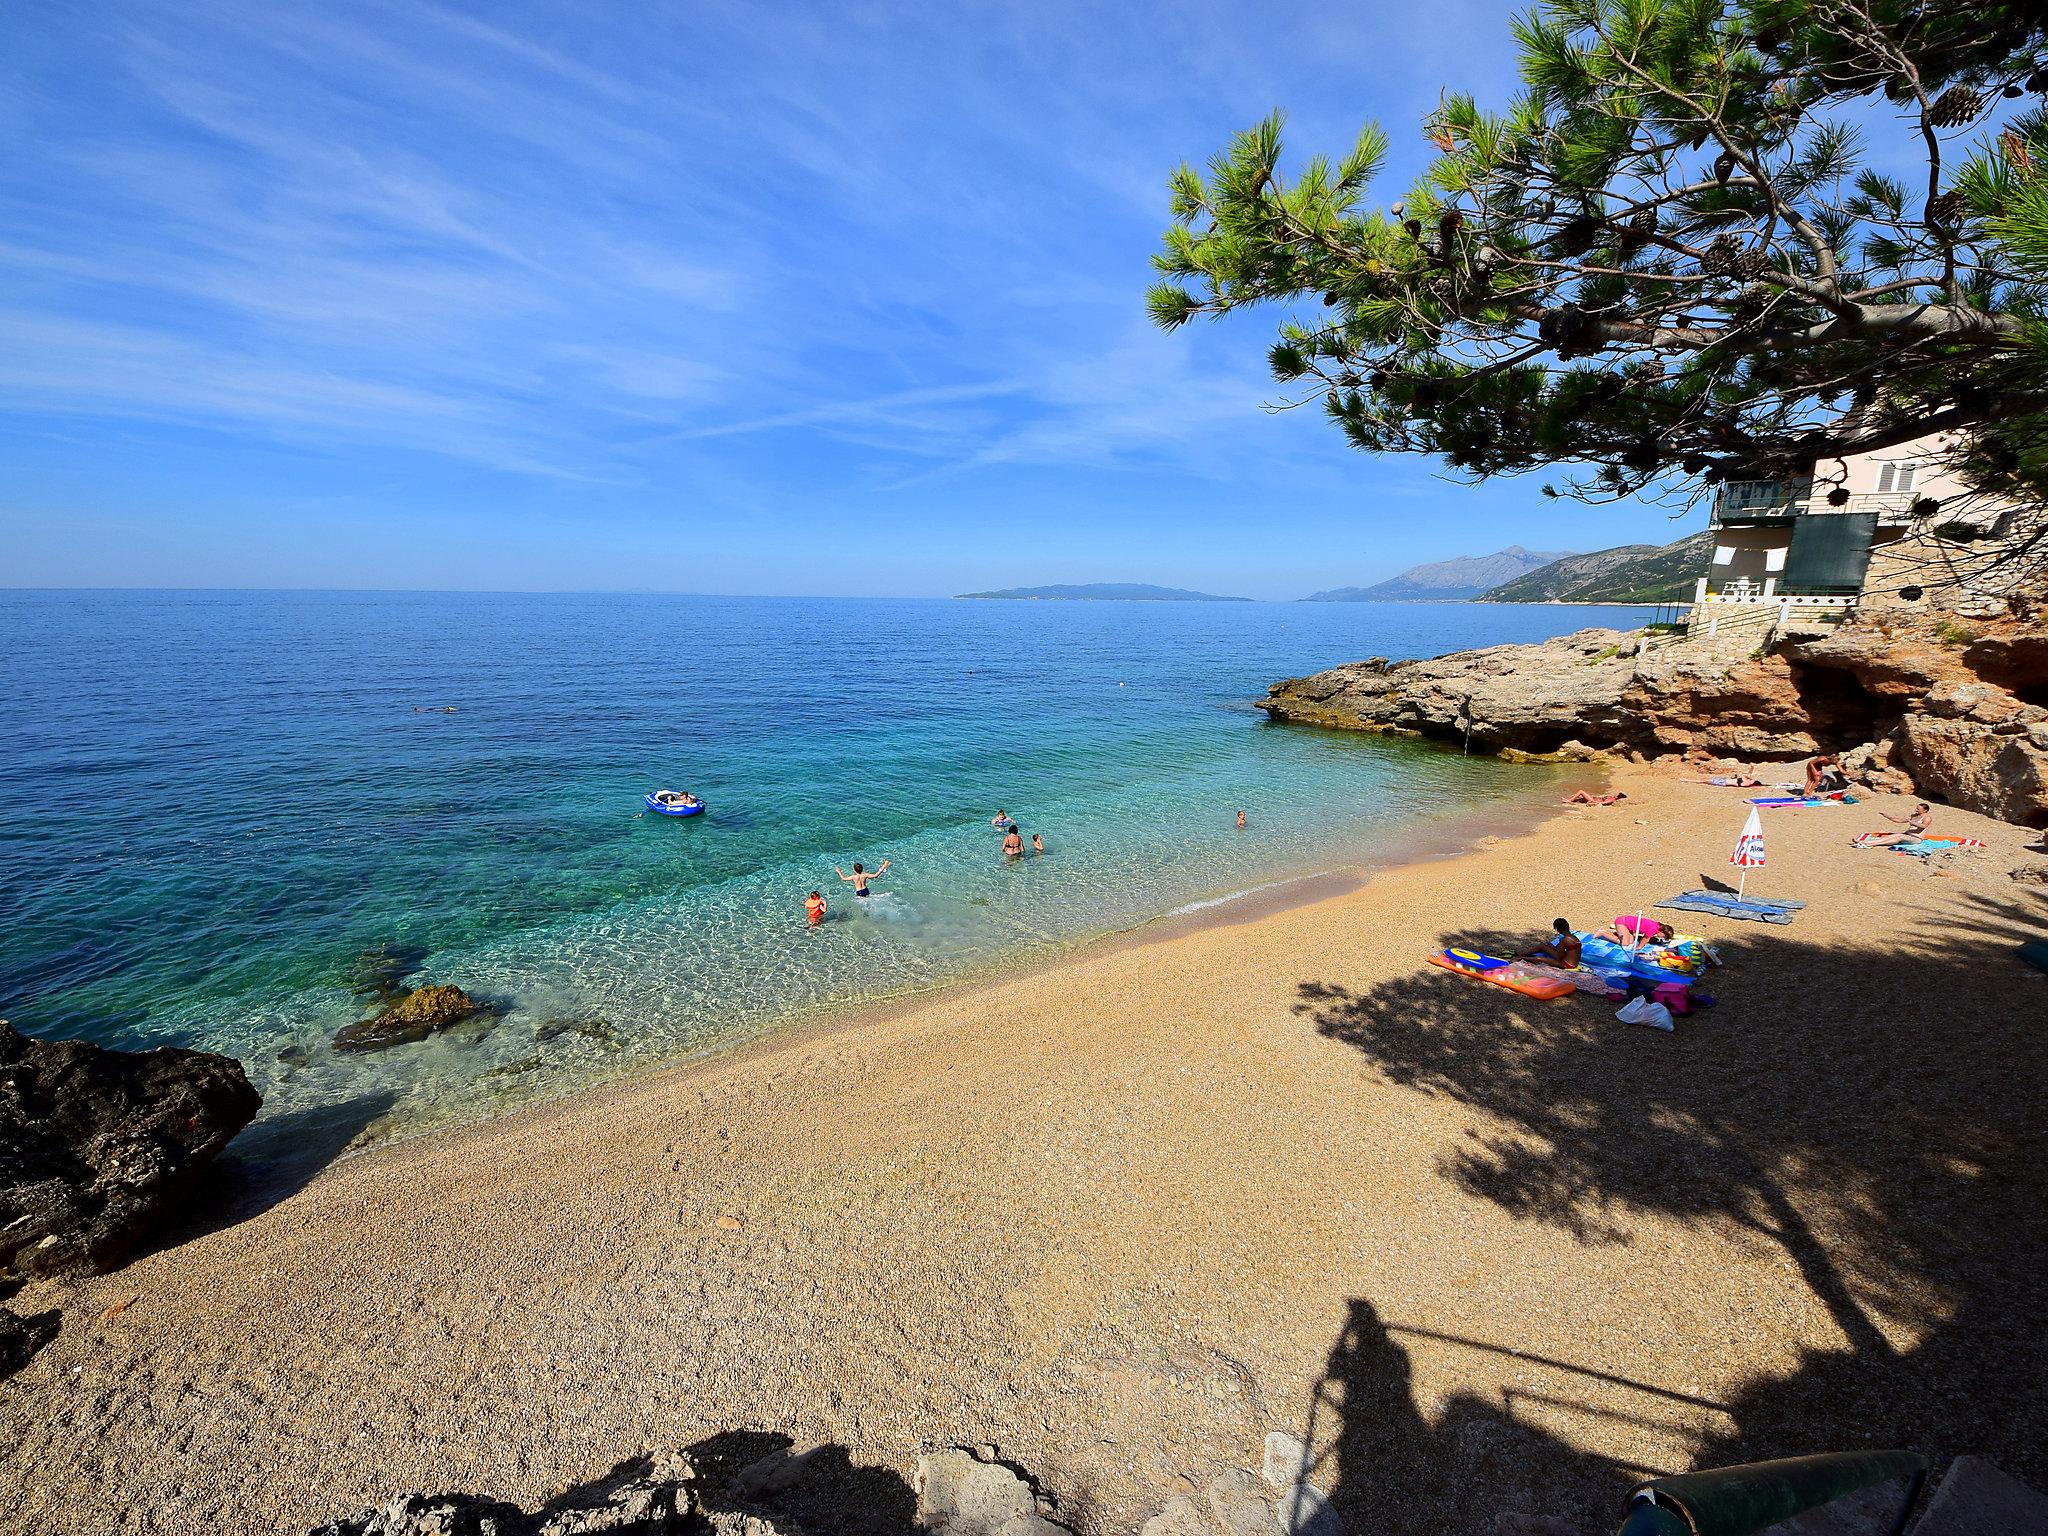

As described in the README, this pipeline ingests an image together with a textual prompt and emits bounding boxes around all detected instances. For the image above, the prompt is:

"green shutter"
[1782,512,1876,595]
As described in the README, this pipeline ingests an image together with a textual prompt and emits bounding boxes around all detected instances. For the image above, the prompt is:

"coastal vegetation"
[1150,0,2048,540]
[1478,530,1717,601]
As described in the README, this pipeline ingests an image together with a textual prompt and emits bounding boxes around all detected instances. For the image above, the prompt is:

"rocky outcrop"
[310,1443,1068,1536]
[333,984,486,1054]
[1262,609,2048,827]
[1,1020,261,1280]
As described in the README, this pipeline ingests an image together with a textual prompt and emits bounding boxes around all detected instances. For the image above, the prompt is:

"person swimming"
[834,859,891,898]
[1002,828,1024,858]
[1236,808,1247,829]
[991,809,1016,831]
[1031,832,1044,855]
[805,891,827,927]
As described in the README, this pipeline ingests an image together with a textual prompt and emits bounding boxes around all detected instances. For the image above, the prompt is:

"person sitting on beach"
[1521,918,1582,969]
[1031,832,1044,855]
[1563,789,1627,806]
[1002,827,1024,858]
[991,809,1016,830]
[1860,802,1933,847]
[805,891,827,927]
[1596,916,1673,947]
[834,859,891,898]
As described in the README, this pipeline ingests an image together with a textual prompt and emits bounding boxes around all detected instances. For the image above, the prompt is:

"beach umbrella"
[1730,806,1766,899]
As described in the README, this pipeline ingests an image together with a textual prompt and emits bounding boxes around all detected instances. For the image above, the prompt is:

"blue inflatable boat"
[644,791,704,817]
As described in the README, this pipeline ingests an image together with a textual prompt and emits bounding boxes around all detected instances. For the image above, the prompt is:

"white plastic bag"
[1616,997,1675,1032]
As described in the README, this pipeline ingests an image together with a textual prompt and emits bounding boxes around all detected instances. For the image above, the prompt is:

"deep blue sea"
[0,591,1653,1142]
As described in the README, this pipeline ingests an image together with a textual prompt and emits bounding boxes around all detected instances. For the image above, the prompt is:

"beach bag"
[1651,982,1692,1016]
[1616,997,1675,1032]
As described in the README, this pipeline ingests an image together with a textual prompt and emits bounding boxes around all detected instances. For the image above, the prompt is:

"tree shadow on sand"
[1289,892,2048,1532]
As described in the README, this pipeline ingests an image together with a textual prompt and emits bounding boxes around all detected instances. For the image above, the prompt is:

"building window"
[1875,461,1917,494]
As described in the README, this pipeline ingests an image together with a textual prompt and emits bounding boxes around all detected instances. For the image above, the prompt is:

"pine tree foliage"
[1151,0,2048,516]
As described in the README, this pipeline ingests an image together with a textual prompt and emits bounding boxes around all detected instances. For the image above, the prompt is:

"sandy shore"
[6,771,2046,1535]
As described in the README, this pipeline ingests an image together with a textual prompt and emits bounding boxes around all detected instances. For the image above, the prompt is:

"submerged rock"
[535,1016,624,1052]
[0,1305,60,1380]
[333,985,484,1054]
[0,1019,260,1279]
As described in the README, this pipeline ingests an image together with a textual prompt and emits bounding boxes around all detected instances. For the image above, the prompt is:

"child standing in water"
[834,859,891,899]
[1031,832,1044,855]
[805,891,827,927]
[1236,809,1246,829]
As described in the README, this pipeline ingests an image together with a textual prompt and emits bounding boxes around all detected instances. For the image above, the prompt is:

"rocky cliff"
[1,1020,260,1279]
[1262,610,2048,827]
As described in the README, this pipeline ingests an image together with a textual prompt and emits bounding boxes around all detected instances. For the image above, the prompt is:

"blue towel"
[1655,890,1801,925]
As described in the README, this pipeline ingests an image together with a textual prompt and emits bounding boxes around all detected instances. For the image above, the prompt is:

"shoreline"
[7,766,2044,1535]
[248,775,1582,1174]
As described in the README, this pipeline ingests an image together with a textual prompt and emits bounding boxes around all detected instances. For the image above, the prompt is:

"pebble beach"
[6,772,2045,1535]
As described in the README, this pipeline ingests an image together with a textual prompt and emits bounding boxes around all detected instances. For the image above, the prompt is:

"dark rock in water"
[0,1305,60,1380]
[535,1016,623,1052]
[0,1019,261,1280]
[345,943,428,1007]
[484,1055,542,1079]
[333,985,483,1054]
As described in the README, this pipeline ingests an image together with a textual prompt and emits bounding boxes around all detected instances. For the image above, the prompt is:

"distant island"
[1302,545,1575,602]
[956,583,1250,602]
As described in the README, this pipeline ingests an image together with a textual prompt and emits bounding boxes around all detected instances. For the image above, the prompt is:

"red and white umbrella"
[1730,807,1765,898]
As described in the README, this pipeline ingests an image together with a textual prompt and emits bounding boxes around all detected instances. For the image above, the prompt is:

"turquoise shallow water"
[0,591,1652,1140]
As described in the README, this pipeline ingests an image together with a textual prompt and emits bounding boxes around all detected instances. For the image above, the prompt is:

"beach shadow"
[130,1090,401,1264]
[679,1430,919,1535]
[1292,903,2048,1518]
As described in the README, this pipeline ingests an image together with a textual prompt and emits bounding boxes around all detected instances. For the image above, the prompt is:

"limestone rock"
[0,1019,260,1279]
[1140,1495,1219,1536]
[308,1452,700,1536]
[0,1305,60,1380]
[1271,1483,1340,1536]
[1898,715,2048,828]
[1260,1433,1307,1493]
[1208,1468,1283,1536]
[334,985,484,1054]
[914,1448,1070,1535]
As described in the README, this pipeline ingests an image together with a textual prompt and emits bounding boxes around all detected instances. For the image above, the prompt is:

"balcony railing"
[1711,480,1810,525]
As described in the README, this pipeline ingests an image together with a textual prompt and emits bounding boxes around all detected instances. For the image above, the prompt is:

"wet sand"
[7,771,2045,1535]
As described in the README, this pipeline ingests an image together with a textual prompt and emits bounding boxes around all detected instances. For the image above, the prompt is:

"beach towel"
[1749,793,1856,808]
[1854,834,1986,856]
[1655,890,1801,925]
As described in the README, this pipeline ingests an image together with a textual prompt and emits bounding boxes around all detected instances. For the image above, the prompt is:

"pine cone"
[1928,86,1984,128]
[1929,189,1967,227]
[1701,234,1741,276]
[1736,249,1775,279]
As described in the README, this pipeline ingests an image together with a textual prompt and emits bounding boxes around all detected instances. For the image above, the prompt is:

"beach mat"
[1749,793,1856,807]
[1657,890,1803,924]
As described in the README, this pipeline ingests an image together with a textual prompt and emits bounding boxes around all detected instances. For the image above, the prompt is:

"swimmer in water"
[805,891,827,927]
[1031,832,1044,855]
[1236,808,1246,829]
[1002,827,1023,858]
[991,809,1016,831]
[834,859,891,898]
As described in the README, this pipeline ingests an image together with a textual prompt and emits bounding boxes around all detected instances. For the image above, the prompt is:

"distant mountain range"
[1479,532,1712,604]
[1303,546,1576,602]
[956,583,1250,602]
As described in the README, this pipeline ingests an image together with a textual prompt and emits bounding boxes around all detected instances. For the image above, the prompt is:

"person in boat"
[834,859,891,898]
[1521,918,1582,969]
[653,789,699,808]
[1002,827,1024,858]
[805,891,827,927]
[1860,802,1933,847]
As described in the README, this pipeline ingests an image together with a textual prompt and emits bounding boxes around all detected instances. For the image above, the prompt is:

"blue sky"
[0,0,1701,598]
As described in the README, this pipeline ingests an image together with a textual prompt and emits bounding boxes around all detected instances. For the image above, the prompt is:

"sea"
[0,590,1654,1152]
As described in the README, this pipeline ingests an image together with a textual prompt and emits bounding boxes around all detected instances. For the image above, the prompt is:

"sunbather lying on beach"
[1596,916,1674,945]
[1857,802,1933,847]
[1562,790,1627,806]
[1521,918,1582,969]
[1686,773,1765,788]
